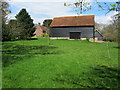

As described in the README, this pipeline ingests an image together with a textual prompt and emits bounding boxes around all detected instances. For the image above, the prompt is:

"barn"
[50,15,103,41]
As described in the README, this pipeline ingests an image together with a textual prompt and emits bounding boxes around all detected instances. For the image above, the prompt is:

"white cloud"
[95,15,111,24]
[8,1,117,24]
[92,0,117,2]
[8,0,117,2]
[8,2,77,24]
[8,0,93,3]
[95,11,118,24]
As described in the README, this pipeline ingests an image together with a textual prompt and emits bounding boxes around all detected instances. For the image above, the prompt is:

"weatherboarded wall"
[95,31,103,40]
[50,26,94,38]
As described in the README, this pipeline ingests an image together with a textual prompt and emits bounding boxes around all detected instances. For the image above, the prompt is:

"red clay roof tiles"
[50,15,94,27]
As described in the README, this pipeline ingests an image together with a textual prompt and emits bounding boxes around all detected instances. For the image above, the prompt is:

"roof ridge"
[50,15,95,27]
[54,15,94,19]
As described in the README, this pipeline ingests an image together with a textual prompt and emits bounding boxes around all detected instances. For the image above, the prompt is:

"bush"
[42,33,49,37]
[86,38,90,41]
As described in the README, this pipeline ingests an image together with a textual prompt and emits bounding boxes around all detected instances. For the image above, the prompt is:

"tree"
[42,19,52,27]
[64,0,120,15]
[42,19,53,45]
[95,22,106,31]
[42,19,52,36]
[64,0,92,15]
[95,0,120,15]
[7,19,21,40]
[15,8,35,40]
[112,13,120,43]
[111,13,119,30]
[100,13,119,42]
[1,0,11,41]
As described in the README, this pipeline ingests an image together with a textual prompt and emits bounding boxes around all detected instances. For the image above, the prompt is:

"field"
[2,38,119,88]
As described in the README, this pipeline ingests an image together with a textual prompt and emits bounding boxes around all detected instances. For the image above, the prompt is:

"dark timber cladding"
[95,30,103,40]
[50,15,95,39]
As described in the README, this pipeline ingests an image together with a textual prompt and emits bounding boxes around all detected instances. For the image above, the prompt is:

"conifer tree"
[15,8,35,39]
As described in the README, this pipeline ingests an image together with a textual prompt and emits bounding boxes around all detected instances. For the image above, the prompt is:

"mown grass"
[2,38,119,88]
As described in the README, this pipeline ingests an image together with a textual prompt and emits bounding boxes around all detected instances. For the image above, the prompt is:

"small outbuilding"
[33,23,47,37]
[50,15,103,41]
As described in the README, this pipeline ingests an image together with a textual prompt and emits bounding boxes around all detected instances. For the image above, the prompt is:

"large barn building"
[50,15,103,41]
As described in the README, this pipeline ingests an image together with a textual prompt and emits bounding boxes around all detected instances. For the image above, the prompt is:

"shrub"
[42,33,49,37]
[86,38,90,41]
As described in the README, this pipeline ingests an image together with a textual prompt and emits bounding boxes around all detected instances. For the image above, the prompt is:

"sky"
[7,0,118,24]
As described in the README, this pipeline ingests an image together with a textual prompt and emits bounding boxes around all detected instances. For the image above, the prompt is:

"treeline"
[2,8,35,41]
[95,14,119,42]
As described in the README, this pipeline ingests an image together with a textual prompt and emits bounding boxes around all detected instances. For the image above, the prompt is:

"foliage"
[64,0,120,15]
[1,0,11,41]
[15,8,35,40]
[2,38,118,88]
[102,24,117,42]
[95,0,120,15]
[95,22,106,31]
[42,19,52,45]
[101,14,119,42]
[95,13,119,42]
[64,0,92,15]
[86,38,90,41]
[2,21,11,41]
[2,8,35,41]
[42,33,49,37]
[2,19,20,41]
[42,19,52,27]
[0,0,11,17]
[7,19,21,40]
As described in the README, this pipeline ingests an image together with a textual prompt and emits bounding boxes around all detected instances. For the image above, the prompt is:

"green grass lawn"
[2,38,119,88]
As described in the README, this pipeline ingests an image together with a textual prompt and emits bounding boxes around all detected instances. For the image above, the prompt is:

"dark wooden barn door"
[70,32,81,39]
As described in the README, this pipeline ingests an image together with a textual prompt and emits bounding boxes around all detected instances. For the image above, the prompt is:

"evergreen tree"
[15,8,35,39]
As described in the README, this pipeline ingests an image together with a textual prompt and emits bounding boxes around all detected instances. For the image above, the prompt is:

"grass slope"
[2,38,119,88]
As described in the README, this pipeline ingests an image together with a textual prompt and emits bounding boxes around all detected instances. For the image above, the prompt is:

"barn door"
[70,32,81,39]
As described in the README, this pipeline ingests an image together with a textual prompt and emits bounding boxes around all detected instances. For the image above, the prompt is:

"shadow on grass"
[53,65,119,88]
[113,46,120,49]
[2,44,62,67]
[90,65,119,88]
[27,38,38,40]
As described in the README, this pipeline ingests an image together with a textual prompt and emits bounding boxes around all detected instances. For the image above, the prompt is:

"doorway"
[70,32,81,39]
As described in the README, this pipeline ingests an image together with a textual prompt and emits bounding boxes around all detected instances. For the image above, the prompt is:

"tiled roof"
[40,26,47,31]
[33,24,47,34]
[50,15,94,27]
